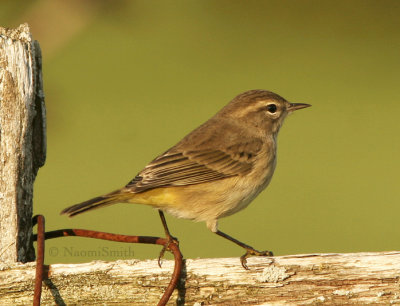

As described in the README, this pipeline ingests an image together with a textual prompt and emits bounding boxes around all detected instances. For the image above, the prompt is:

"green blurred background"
[1,0,399,264]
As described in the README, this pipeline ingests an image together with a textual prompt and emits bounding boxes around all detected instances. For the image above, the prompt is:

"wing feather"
[126,147,258,193]
[125,120,264,193]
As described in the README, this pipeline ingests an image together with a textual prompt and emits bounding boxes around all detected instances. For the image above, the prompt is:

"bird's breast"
[220,147,277,218]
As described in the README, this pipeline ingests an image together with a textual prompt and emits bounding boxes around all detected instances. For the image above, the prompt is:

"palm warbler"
[61,89,310,268]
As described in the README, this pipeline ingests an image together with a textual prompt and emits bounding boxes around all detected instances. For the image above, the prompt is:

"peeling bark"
[0,252,399,305]
[0,24,46,264]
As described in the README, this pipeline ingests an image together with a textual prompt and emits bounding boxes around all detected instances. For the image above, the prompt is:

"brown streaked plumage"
[61,89,310,269]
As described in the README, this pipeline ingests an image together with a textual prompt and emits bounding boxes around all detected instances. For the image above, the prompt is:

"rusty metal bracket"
[32,214,183,306]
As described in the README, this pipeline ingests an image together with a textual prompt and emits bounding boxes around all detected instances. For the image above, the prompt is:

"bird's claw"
[240,248,273,270]
[158,236,179,268]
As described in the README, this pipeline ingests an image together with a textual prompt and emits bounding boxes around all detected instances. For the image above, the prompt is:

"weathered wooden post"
[0,23,46,264]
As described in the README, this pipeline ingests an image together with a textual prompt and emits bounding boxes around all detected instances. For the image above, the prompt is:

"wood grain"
[0,252,399,305]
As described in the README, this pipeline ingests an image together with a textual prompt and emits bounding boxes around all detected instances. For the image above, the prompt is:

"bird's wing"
[126,140,262,193]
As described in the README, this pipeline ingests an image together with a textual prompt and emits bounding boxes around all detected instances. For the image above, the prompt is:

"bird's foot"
[240,248,274,270]
[158,235,179,268]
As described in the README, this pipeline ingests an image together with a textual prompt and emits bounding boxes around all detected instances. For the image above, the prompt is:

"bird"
[61,89,310,269]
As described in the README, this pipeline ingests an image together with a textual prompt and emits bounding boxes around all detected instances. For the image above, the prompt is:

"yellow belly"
[125,175,264,224]
[127,187,179,206]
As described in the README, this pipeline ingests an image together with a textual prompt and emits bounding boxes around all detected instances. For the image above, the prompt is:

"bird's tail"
[60,190,132,217]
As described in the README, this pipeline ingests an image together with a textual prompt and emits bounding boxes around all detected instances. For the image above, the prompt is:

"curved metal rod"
[32,222,183,306]
[159,240,182,305]
[32,215,45,306]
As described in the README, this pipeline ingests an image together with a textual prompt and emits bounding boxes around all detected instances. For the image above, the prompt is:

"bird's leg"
[215,230,273,270]
[158,210,179,267]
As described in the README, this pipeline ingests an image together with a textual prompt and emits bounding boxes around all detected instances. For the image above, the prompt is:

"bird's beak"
[288,103,311,112]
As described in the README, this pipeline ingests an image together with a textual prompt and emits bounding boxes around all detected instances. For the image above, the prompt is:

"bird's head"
[219,89,311,135]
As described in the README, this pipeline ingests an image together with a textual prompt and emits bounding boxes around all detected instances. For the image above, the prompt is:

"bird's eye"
[266,104,277,113]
